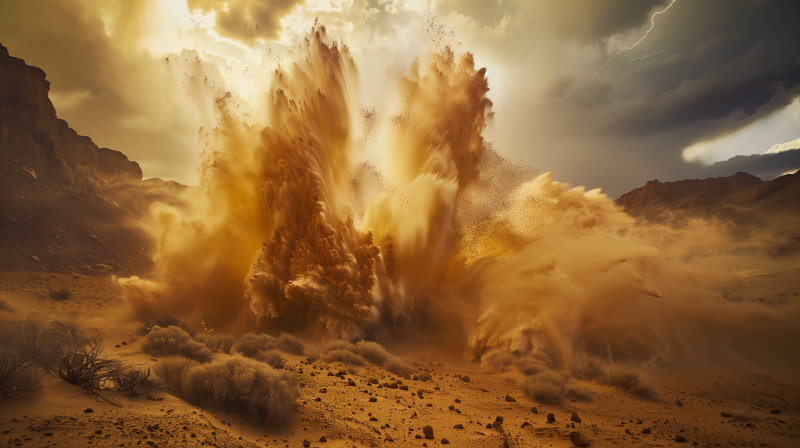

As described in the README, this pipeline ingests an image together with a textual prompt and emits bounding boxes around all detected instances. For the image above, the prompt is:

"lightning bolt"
[542,0,678,104]
[628,45,679,65]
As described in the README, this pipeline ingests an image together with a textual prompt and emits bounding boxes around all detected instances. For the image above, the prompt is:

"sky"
[1,0,799,197]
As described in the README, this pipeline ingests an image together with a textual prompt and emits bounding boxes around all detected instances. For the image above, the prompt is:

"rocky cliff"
[0,43,142,190]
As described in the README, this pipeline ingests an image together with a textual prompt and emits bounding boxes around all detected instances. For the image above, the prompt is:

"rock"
[721,412,732,418]
[83,408,94,413]
[94,430,102,435]
[531,407,538,414]
[770,409,781,414]
[399,385,408,391]
[417,389,425,398]
[570,412,581,423]
[675,399,682,407]
[569,431,590,447]
[461,376,470,382]
[44,433,53,437]
[422,425,434,439]
[547,413,556,423]
[675,435,687,443]
[641,427,651,434]
[441,439,450,445]
[505,395,516,402]
[495,416,504,423]
[370,417,378,422]
[486,423,492,429]
[453,424,463,429]
[521,422,531,428]
[454,398,461,403]
[303,441,310,447]
[625,429,632,435]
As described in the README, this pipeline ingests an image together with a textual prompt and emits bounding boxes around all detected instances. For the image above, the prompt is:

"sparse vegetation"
[142,326,213,362]
[256,350,287,370]
[48,286,71,301]
[57,338,127,406]
[514,357,550,376]
[276,333,305,354]
[482,350,515,372]
[604,365,656,398]
[356,341,391,365]
[234,333,277,358]
[112,366,165,397]
[153,357,198,395]
[181,356,298,426]
[196,333,234,354]
[382,356,415,375]
[521,371,568,404]
[571,359,606,381]
[564,383,592,401]
[323,349,365,365]
[138,314,195,337]
[324,340,357,354]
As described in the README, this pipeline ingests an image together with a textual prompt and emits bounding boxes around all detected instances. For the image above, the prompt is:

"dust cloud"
[122,24,800,375]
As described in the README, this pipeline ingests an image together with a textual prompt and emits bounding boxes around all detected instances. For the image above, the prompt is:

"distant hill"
[0,43,185,275]
[616,170,800,239]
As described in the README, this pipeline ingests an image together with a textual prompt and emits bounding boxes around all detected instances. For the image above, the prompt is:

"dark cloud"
[187,0,304,44]
[536,0,669,41]
[704,149,800,180]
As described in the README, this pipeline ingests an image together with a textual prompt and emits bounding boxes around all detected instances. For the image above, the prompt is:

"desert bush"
[306,352,320,363]
[323,349,365,365]
[571,359,606,381]
[48,286,71,301]
[514,357,550,376]
[235,333,277,358]
[256,350,287,370]
[564,383,592,401]
[324,340,357,354]
[138,314,194,337]
[182,356,298,426]
[113,367,165,397]
[276,333,305,354]
[482,350,515,372]
[356,341,390,365]
[153,357,198,395]
[604,365,656,398]
[520,371,568,405]
[142,326,213,362]
[58,338,127,406]
[0,298,14,313]
[196,334,234,354]
[382,356,415,376]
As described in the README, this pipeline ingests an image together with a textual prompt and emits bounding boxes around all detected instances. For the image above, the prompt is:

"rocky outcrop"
[616,172,763,212]
[0,43,142,191]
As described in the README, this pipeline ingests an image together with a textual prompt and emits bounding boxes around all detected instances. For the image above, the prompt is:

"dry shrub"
[0,362,41,401]
[0,298,14,313]
[277,333,305,354]
[306,352,320,363]
[142,326,213,362]
[153,357,198,395]
[235,333,277,358]
[564,383,592,401]
[604,365,656,398]
[324,340,357,354]
[48,286,71,301]
[520,372,567,405]
[182,357,298,426]
[113,367,165,397]
[355,341,390,365]
[482,350,515,372]
[514,357,550,376]
[323,349,365,365]
[256,350,287,370]
[138,315,194,337]
[571,359,606,381]
[382,356,415,376]
[57,338,127,406]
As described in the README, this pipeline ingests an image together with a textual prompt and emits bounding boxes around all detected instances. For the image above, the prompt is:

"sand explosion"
[121,24,800,371]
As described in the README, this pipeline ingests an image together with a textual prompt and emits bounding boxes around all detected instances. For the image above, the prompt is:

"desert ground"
[1,270,799,448]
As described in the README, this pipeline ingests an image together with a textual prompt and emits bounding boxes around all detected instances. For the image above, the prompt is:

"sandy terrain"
[2,270,799,448]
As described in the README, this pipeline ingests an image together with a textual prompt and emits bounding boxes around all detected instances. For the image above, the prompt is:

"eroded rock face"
[0,43,142,190]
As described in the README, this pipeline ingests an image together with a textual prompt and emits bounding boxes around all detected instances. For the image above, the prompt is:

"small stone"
[675,399,683,407]
[721,412,732,418]
[521,422,531,428]
[448,405,454,410]
[675,435,687,443]
[95,430,102,435]
[770,409,781,415]
[303,440,310,447]
[454,398,461,403]
[570,412,581,423]
[461,376,470,382]
[370,417,378,422]
[495,416,504,423]
[44,433,53,437]
[641,427,651,434]
[369,397,377,402]
[453,424,463,429]
[422,425,434,439]
[84,408,94,413]
[504,395,516,402]
[625,429,632,435]
[547,413,556,423]
[486,423,492,429]
[531,407,538,414]
[569,431,590,447]
[441,439,450,445]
